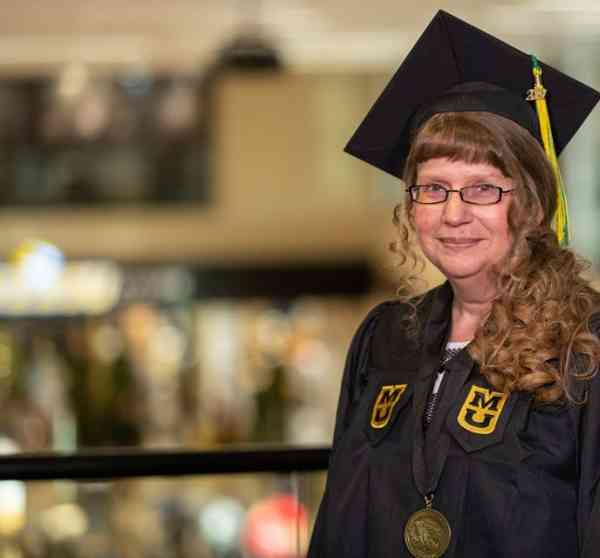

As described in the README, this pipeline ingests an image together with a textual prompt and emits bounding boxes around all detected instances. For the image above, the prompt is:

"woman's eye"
[473,183,495,192]
[423,183,445,192]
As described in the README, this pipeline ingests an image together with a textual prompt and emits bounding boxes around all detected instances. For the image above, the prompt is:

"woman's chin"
[434,263,488,283]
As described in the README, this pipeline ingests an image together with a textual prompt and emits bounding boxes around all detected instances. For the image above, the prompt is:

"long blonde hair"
[392,111,600,403]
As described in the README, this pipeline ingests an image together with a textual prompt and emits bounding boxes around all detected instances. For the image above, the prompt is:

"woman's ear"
[536,207,544,226]
[525,182,545,226]
[524,200,544,228]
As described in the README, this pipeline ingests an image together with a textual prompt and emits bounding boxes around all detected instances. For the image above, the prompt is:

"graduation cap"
[345,9,600,246]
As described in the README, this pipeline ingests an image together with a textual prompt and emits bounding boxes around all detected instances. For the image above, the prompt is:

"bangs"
[408,112,510,177]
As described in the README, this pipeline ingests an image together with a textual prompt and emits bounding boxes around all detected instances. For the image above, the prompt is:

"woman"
[308,11,600,558]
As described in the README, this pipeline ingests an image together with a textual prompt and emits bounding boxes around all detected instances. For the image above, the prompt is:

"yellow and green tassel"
[526,55,570,247]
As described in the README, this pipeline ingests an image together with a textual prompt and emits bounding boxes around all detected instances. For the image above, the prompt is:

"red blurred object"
[242,493,308,558]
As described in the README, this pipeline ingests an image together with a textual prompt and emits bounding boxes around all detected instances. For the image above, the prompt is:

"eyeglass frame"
[406,184,515,205]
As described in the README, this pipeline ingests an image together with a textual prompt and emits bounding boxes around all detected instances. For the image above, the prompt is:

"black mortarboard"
[345,10,600,179]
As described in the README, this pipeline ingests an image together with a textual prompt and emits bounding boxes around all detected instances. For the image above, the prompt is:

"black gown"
[307,282,600,557]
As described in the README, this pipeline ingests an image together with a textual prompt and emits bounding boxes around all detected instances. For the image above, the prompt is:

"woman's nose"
[441,191,472,225]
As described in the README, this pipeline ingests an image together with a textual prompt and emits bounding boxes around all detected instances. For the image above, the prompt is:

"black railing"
[0,446,331,481]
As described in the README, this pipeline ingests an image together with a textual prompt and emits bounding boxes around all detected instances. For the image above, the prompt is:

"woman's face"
[412,157,514,287]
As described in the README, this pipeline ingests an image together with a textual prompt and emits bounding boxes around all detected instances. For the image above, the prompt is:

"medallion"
[404,507,451,558]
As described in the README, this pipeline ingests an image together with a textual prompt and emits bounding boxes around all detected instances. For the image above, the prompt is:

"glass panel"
[0,471,325,558]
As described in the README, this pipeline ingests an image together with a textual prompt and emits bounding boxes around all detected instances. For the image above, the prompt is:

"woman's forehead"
[417,158,510,181]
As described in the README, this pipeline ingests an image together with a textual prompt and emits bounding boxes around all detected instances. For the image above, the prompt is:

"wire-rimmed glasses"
[407,184,514,205]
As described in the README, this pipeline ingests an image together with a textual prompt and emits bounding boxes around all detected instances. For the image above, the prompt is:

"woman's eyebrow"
[417,174,506,183]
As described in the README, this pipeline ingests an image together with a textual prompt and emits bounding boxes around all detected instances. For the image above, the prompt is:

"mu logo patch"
[370,384,407,429]
[457,385,508,435]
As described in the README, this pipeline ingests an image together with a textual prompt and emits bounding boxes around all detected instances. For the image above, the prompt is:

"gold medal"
[404,506,451,558]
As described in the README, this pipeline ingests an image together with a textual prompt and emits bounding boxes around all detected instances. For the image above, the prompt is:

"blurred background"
[0,0,598,556]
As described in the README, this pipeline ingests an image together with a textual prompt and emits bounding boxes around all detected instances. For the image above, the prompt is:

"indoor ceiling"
[0,1,599,73]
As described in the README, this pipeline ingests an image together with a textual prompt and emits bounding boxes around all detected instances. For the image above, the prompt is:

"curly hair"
[391,111,600,404]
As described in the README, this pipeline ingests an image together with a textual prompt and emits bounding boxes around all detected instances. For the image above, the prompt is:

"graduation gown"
[308,282,600,558]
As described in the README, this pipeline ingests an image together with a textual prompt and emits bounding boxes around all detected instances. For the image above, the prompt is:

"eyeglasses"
[407,184,514,205]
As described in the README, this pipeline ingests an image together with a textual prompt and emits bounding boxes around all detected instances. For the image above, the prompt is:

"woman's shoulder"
[356,286,436,336]
[568,312,600,404]
[585,312,600,384]
[356,284,444,366]
[363,284,442,322]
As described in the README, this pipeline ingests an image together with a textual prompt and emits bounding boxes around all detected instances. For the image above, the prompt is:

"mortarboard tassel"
[526,55,571,247]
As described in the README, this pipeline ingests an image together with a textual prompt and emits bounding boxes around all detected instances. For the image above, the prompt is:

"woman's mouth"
[438,237,482,247]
